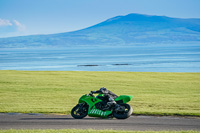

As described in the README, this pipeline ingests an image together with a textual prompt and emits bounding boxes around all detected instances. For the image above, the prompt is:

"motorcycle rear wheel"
[113,103,132,119]
[71,103,88,119]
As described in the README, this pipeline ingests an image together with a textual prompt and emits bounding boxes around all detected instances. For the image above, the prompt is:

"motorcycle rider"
[90,87,118,109]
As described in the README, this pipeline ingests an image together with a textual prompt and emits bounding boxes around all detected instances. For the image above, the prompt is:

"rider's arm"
[90,90,101,94]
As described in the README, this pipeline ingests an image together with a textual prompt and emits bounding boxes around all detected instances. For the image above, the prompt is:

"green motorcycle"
[71,92,133,119]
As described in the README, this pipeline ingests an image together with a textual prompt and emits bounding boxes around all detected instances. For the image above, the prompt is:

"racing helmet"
[100,87,108,93]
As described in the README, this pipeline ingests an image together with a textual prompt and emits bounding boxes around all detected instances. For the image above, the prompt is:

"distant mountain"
[0,13,200,48]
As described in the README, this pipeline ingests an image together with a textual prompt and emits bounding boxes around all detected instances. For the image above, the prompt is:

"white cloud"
[13,20,26,31]
[0,18,26,31]
[0,19,12,26]
[0,19,26,37]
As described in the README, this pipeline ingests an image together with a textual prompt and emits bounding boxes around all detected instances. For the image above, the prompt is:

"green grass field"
[0,70,199,116]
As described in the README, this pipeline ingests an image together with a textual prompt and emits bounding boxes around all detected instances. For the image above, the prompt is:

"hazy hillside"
[0,13,200,48]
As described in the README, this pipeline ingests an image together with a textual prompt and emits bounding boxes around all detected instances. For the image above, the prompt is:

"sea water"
[0,45,200,72]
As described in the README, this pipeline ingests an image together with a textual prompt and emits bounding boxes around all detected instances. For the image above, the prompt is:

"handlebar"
[89,91,95,97]
[88,90,102,97]
[89,93,95,97]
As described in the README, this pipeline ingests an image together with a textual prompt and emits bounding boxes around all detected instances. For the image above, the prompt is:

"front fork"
[77,103,88,113]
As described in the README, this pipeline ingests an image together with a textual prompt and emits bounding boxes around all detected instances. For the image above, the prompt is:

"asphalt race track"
[0,113,200,131]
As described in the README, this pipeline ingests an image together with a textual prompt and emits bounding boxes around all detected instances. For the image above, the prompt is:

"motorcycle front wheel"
[113,103,133,119]
[71,103,88,119]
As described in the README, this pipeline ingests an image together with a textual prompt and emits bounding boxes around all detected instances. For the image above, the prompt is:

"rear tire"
[113,103,132,119]
[71,103,88,119]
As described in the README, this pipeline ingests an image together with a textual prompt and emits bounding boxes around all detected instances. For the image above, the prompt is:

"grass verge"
[0,70,199,116]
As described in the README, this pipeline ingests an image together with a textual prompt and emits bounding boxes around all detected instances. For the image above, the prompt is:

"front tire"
[71,103,88,119]
[113,103,132,119]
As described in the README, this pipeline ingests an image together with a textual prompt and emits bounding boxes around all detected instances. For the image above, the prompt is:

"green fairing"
[78,95,102,105]
[78,94,112,118]
[115,95,134,103]
[97,94,104,97]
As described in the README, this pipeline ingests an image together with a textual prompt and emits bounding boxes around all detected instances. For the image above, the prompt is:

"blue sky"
[0,0,200,38]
